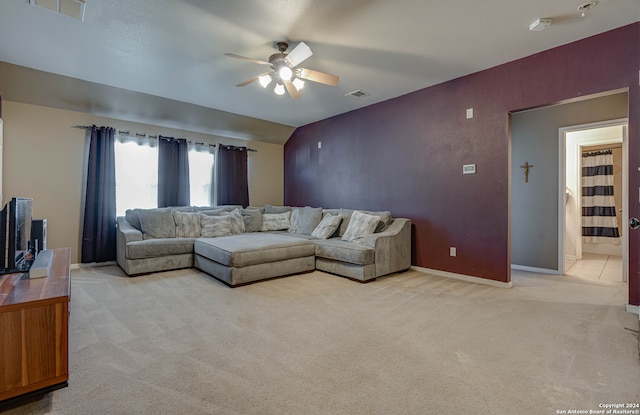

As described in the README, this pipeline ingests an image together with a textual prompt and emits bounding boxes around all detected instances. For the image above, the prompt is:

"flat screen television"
[0,197,33,274]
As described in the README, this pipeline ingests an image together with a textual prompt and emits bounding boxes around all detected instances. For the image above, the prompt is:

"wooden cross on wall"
[520,162,533,183]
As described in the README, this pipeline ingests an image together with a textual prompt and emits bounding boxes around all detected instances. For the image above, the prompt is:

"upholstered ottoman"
[194,233,316,286]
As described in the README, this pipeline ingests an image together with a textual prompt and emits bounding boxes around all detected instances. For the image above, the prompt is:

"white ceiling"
[0,0,638,144]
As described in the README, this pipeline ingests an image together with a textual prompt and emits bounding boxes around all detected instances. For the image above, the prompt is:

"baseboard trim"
[71,261,117,270]
[411,266,513,288]
[511,264,561,275]
[626,304,640,317]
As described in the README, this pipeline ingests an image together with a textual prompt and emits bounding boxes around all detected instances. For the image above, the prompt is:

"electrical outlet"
[450,247,457,257]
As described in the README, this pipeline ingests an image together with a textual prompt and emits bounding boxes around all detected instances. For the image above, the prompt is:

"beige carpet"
[2,266,638,415]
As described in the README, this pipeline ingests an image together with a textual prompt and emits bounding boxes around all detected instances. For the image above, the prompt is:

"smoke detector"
[578,1,597,17]
[529,18,552,31]
[29,0,86,21]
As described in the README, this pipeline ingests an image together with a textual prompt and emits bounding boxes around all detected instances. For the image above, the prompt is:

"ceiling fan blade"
[224,53,272,66]
[284,42,313,67]
[297,68,339,86]
[236,72,273,87]
[283,80,302,100]
[235,76,259,87]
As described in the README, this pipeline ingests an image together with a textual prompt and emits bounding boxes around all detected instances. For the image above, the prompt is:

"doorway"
[510,92,629,275]
[560,119,628,282]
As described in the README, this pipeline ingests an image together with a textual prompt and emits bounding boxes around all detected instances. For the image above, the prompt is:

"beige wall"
[2,101,284,264]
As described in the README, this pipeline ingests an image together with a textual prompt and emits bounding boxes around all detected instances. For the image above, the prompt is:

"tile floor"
[565,252,623,282]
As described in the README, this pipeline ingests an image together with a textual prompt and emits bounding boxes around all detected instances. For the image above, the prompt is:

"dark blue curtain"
[216,145,249,207]
[82,125,116,263]
[158,136,190,207]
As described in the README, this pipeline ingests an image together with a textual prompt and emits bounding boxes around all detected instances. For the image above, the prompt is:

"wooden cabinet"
[0,248,71,402]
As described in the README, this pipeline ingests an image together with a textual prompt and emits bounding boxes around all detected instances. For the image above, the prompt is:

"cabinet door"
[0,299,68,400]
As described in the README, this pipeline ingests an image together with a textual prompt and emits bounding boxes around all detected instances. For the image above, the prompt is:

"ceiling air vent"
[345,90,370,99]
[29,0,86,21]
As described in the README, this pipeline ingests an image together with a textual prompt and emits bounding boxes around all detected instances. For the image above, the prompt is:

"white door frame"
[558,118,629,280]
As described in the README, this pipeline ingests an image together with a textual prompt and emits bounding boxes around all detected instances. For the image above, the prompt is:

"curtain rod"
[583,149,613,157]
[72,125,258,152]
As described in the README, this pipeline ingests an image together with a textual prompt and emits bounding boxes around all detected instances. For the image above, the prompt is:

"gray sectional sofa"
[116,204,411,286]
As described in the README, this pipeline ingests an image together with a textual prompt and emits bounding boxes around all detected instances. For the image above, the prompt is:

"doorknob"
[630,218,640,229]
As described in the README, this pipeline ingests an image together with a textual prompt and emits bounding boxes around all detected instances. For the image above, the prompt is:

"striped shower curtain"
[581,150,620,244]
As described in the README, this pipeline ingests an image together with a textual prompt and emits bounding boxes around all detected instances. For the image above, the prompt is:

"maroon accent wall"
[285,24,640,302]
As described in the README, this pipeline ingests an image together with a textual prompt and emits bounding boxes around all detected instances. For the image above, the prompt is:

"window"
[114,136,158,216]
[114,136,216,216]
[188,145,215,207]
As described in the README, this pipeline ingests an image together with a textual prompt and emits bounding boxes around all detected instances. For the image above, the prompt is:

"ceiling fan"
[225,41,339,99]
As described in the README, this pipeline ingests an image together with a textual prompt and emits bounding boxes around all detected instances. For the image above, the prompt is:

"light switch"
[466,108,474,119]
[318,141,322,149]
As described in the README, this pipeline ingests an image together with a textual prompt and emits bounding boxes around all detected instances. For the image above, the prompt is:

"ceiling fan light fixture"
[258,74,272,88]
[278,66,293,81]
[292,78,305,91]
[274,82,285,95]
[226,41,339,100]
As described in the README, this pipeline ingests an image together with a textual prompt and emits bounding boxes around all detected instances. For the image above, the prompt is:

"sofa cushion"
[137,208,176,239]
[173,206,194,212]
[195,233,315,267]
[314,239,374,265]
[200,214,233,237]
[198,208,226,216]
[264,204,291,214]
[311,213,342,240]
[125,209,142,231]
[173,211,201,238]
[288,207,322,235]
[261,211,291,231]
[341,211,380,244]
[126,238,196,259]
[218,205,244,212]
[241,208,263,232]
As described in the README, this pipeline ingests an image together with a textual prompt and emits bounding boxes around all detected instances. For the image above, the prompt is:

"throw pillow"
[337,208,355,237]
[241,208,263,233]
[261,211,291,231]
[173,211,201,238]
[224,208,246,234]
[341,210,380,244]
[288,207,322,235]
[361,210,393,232]
[216,205,243,212]
[311,214,342,239]
[199,214,233,237]
[137,208,176,239]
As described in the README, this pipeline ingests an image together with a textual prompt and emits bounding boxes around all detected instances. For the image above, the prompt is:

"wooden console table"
[0,248,71,403]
